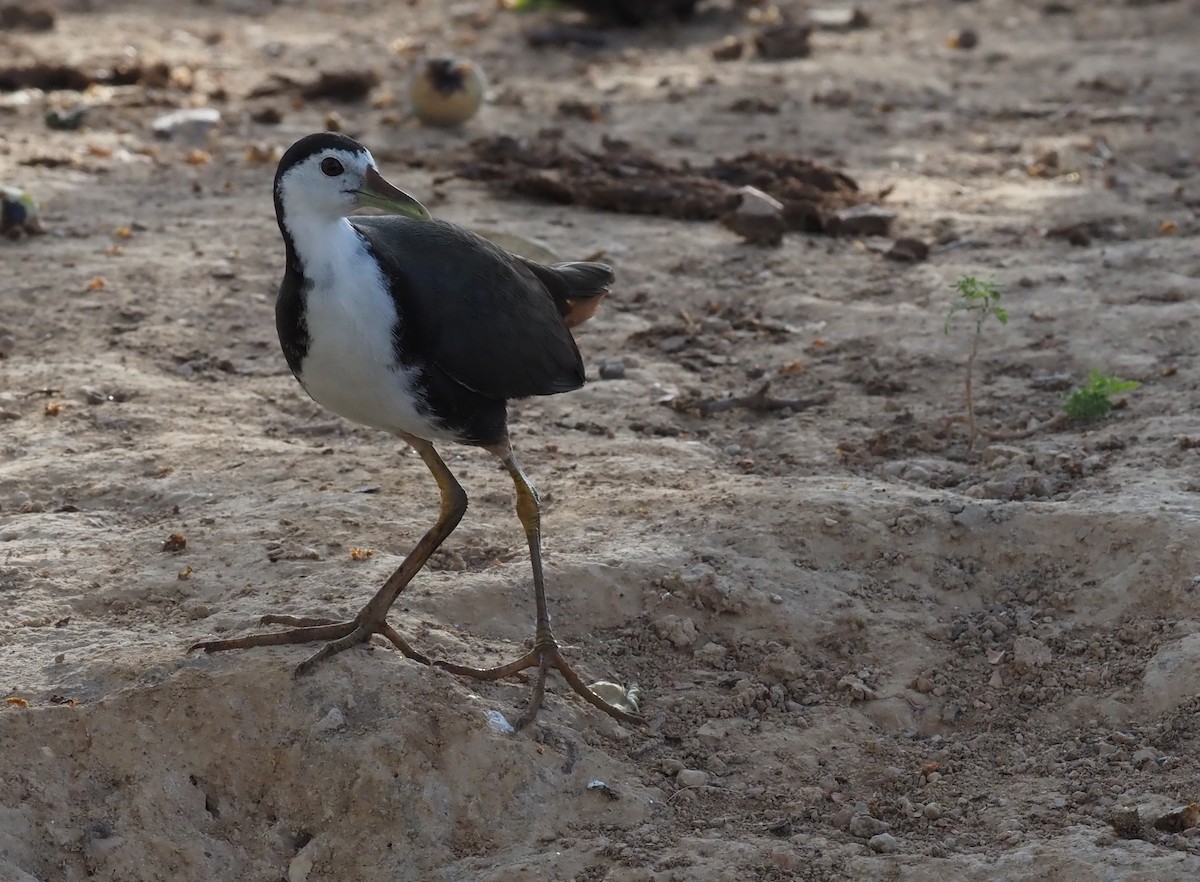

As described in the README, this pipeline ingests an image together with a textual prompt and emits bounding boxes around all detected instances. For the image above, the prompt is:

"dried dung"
[455,134,870,236]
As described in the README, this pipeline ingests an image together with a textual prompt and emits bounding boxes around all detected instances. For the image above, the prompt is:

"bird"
[190,132,638,728]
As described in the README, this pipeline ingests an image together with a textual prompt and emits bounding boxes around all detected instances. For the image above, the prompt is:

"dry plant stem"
[942,411,1070,443]
[965,333,979,450]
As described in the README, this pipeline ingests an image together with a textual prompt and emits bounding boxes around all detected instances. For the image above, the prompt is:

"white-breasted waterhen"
[191,133,636,728]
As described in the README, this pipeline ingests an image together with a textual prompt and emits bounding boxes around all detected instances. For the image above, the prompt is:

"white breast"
[290,217,451,441]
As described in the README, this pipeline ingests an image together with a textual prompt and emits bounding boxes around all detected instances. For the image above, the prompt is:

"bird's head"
[273,132,431,225]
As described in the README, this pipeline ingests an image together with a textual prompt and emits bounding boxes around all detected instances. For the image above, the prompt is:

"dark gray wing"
[351,216,594,400]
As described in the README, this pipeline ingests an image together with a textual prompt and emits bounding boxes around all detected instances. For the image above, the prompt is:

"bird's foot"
[189,613,431,676]
[437,636,641,729]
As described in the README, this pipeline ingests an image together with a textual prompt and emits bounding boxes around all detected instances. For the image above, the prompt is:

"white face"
[276,146,376,222]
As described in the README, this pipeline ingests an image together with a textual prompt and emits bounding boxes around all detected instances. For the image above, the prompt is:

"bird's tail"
[523,259,614,328]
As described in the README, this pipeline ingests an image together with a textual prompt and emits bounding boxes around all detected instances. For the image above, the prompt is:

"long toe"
[189,620,360,654]
[189,613,431,670]
[434,639,642,727]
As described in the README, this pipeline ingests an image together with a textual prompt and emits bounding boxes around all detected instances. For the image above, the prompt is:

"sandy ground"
[3,0,1200,879]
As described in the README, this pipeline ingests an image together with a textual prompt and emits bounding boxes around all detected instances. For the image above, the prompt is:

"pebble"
[1013,635,1052,669]
[826,203,897,237]
[311,707,346,734]
[598,358,625,380]
[1131,747,1158,767]
[45,104,86,130]
[924,802,943,820]
[754,21,812,59]
[654,614,699,648]
[809,6,870,31]
[710,36,744,61]
[947,27,979,50]
[868,832,899,853]
[721,185,786,246]
[724,443,742,456]
[152,107,221,142]
[676,769,709,788]
[848,813,887,838]
[183,602,210,620]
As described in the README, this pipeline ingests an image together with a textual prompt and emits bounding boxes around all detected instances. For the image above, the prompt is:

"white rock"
[869,832,899,853]
[654,614,699,648]
[734,185,784,216]
[1013,636,1052,670]
[676,769,710,788]
[1142,633,1200,714]
[151,107,221,142]
[310,707,345,734]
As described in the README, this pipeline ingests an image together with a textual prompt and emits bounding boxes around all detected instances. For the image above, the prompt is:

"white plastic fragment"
[484,709,514,734]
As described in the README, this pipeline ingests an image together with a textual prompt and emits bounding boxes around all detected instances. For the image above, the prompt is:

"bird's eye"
[320,157,344,177]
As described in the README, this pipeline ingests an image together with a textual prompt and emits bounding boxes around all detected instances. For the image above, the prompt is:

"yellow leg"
[435,448,641,728]
[190,434,467,675]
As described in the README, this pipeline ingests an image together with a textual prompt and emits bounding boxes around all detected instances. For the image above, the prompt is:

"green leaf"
[1063,371,1140,423]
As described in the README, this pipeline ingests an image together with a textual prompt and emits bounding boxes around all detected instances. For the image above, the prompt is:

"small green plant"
[944,275,1008,449]
[1063,371,1140,423]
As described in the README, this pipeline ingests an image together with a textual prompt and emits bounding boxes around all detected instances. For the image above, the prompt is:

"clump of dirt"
[455,133,871,236]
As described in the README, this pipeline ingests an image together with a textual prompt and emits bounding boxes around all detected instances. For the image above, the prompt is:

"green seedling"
[1063,371,1140,423]
[944,275,1008,450]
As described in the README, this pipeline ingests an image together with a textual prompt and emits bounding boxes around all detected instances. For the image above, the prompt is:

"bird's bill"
[356,167,431,220]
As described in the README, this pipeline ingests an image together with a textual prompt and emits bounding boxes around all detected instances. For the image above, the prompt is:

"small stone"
[754,22,812,59]
[869,832,899,853]
[826,204,897,237]
[1013,636,1052,670]
[45,105,86,131]
[251,106,284,125]
[809,7,870,30]
[598,359,626,380]
[710,36,744,61]
[311,707,346,734]
[677,769,709,788]
[654,614,699,648]
[152,107,221,142]
[1107,805,1144,839]
[161,533,187,553]
[848,813,887,838]
[1131,747,1158,768]
[884,237,930,262]
[1152,803,1200,833]
[947,28,979,50]
[721,185,786,246]
[924,802,943,820]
